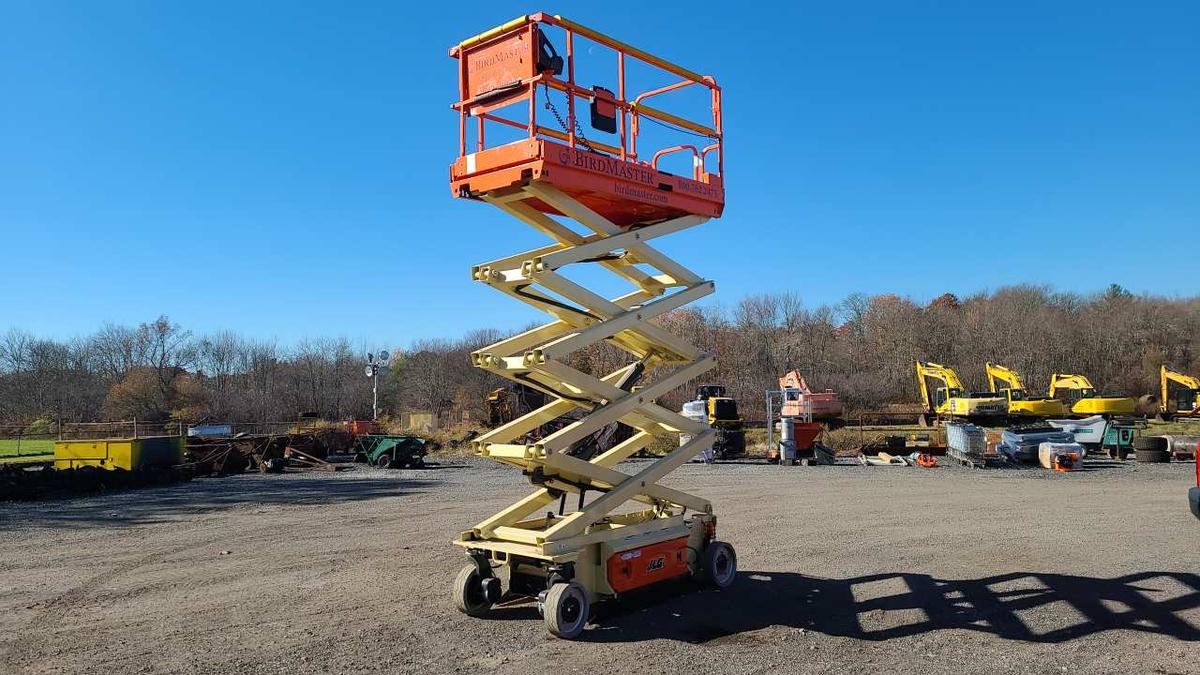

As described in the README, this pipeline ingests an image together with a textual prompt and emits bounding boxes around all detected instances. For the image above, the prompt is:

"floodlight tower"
[365,350,389,421]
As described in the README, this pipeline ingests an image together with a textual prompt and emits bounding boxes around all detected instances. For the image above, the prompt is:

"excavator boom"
[1161,365,1200,417]
[917,361,965,391]
[1048,373,1095,399]
[985,362,1025,393]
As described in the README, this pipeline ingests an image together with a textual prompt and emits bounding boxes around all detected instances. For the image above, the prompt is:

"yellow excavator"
[1048,373,1136,416]
[916,361,1007,426]
[1159,365,1200,420]
[984,362,1067,419]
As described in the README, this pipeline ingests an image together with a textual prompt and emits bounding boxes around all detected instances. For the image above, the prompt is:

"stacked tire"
[1133,436,1170,463]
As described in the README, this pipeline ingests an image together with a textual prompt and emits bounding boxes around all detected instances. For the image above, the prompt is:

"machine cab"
[1058,387,1096,406]
[935,387,962,408]
[1177,388,1199,412]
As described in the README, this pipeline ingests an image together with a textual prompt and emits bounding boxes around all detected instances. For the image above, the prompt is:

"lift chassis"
[446,13,735,639]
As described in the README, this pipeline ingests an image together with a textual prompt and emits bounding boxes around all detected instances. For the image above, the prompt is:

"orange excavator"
[779,370,844,421]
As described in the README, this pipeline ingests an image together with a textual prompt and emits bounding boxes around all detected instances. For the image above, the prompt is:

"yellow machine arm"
[916,361,965,411]
[1048,373,1095,400]
[985,362,1027,393]
[1161,365,1200,414]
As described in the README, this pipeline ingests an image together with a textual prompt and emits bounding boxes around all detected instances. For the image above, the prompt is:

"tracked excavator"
[1048,373,1136,417]
[1160,365,1200,420]
[778,369,844,421]
[916,361,1007,426]
[984,362,1066,419]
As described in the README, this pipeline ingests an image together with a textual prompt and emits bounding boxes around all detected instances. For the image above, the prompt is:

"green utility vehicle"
[1048,415,1143,460]
[352,434,431,469]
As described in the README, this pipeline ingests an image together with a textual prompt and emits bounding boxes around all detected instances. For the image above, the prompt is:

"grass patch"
[0,453,54,465]
[1144,420,1200,436]
[0,438,55,457]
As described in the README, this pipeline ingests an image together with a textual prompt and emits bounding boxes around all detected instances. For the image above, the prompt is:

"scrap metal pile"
[183,428,354,476]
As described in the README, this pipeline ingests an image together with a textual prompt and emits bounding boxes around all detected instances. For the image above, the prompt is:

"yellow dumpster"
[54,436,184,471]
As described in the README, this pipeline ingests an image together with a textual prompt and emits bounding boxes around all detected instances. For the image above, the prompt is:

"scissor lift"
[447,13,735,639]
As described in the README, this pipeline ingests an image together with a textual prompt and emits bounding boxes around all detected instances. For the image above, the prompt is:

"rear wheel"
[701,541,737,589]
[374,453,392,469]
[452,565,492,617]
[543,581,589,639]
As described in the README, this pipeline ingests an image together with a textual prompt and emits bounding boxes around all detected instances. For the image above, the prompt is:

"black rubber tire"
[1134,448,1171,464]
[701,540,737,589]
[374,453,392,469]
[409,456,426,469]
[543,581,589,639]
[452,565,492,617]
[1133,436,1168,452]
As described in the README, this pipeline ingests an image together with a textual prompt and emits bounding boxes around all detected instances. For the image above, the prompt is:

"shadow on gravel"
[0,474,433,530]
[582,570,1200,644]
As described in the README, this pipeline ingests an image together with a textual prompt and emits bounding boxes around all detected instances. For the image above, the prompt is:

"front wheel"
[543,581,589,639]
[701,541,737,589]
[452,565,493,617]
[375,453,392,469]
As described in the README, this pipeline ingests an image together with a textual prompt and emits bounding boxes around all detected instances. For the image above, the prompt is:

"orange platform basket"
[449,12,724,228]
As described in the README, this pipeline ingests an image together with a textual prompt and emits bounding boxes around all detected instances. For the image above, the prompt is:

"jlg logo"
[647,556,666,572]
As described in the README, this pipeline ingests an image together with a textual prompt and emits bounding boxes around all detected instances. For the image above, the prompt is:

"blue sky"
[2,1,1197,348]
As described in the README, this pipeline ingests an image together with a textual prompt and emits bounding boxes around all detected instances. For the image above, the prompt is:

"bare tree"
[3,287,1200,428]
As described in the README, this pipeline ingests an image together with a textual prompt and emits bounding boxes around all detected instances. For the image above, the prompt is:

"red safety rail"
[448,12,724,228]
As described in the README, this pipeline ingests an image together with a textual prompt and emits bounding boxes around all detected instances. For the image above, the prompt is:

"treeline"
[2,285,1198,428]
[658,284,1200,419]
[0,317,379,427]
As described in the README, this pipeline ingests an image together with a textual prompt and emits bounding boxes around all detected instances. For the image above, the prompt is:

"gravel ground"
[0,457,1197,674]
